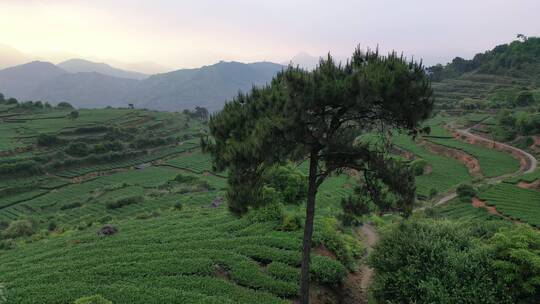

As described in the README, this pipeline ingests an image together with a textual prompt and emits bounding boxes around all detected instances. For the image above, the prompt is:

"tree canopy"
[203,48,434,303]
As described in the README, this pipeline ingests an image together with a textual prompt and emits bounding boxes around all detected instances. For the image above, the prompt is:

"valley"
[1,36,540,304]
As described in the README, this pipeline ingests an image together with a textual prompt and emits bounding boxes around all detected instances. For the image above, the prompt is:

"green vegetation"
[392,134,472,197]
[204,49,434,303]
[370,219,540,304]
[424,120,521,177]
[478,182,540,227]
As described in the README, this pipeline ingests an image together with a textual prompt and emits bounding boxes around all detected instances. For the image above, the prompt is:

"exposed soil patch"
[213,265,231,281]
[341,270,367,304]
[392,146,415,160]
[518,180,540,192]
[313,246,337,259]
[71,168,130,183]
[421,140,482,177]
[471,197,501,216]
[533,136,540,147]
[452,128,532,173]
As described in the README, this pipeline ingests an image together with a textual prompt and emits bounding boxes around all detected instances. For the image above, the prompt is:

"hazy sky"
[1,0,539,69]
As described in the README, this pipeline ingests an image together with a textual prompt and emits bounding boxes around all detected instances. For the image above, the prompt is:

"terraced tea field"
[477,182,540,227]
[424,121,521,177]
[0,205,347,304]
[392,134,472,197]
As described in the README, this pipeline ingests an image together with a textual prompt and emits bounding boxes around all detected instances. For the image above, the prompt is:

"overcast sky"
[1,0,539,69]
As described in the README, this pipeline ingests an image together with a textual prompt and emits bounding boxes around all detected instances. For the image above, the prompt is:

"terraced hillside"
[0,104,362,303]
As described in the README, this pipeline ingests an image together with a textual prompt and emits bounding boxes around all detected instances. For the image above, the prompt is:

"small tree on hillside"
[203,48,434,303]
[69,110,79,119]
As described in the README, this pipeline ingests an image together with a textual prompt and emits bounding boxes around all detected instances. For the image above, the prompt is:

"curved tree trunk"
[300,152,319,304]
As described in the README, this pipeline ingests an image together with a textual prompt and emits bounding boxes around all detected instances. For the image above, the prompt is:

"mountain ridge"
[0,60,284,111]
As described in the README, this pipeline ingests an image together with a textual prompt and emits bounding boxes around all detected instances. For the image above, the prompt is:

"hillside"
[0,61,283,111]
[0,61,67,101]
[0,103,359,303]
[58,59,148,80]
[429,37,540,108]
[1,39,540,304]
[128,61,284,112]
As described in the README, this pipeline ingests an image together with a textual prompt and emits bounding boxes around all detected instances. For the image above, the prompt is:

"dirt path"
[355,223,379,303]
[355,122,539,300]
[457,125,537,174]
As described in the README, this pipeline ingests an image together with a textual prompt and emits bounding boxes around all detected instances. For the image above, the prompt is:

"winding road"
[357,121,538,300]
[433,123,537,207]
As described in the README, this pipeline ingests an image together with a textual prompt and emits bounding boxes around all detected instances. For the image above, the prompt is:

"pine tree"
[203,48,434,303]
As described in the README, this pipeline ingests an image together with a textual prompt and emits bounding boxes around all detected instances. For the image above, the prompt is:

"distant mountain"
[127,61,284,111]
[58,58,148,80]
[284,52,320,70]
[0,61,67,100]
[0,60,283,111]
[109,60,172,75]
[30,72,138,108]
[0,44,28,69]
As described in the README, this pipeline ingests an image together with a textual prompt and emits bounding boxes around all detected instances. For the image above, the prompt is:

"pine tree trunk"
[300,152,319,304]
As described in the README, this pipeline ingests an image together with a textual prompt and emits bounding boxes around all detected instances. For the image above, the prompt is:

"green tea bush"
[0,239,14,250]
[247,202,284,224]
[369,219,540,304]
[410,159,428,176]
[2,219,36,239]
[279,213,302,231]
[60,202,83,210]
[313,217,364,270]
[457,183,476,201]
[74,295,112,304]
[37,134,62,146]
[65,142,91,157]
[174,173,198,183]
[266,262,300,283]
[106,196,144,209]
[310,256,347,285]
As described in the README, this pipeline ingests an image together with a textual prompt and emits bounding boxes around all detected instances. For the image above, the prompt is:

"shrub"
[37,134,61,146]
[310,256,347,285]
[429,188,438,198]
[262,164,308,205]
[313,217,364,270]
[106,196,144,209]
[488,225,540,303]
[48,221,57,232]
[56,101,73,108]
[248,202,284,223]
[340,195,371,226]
[457,183,476,201]
[280,213,302,231]
[60,202,83,210]
[368,219,508,304]
[174,173,198,183]
[0,220,8,230]
[410,159,428,176]
[0,239,15,250]
[2,219,36,239]
[65,142,90,157]
[514,91,536,107]
[74,295,112,304]
[97,216,112,224]
[174,202,183,211]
